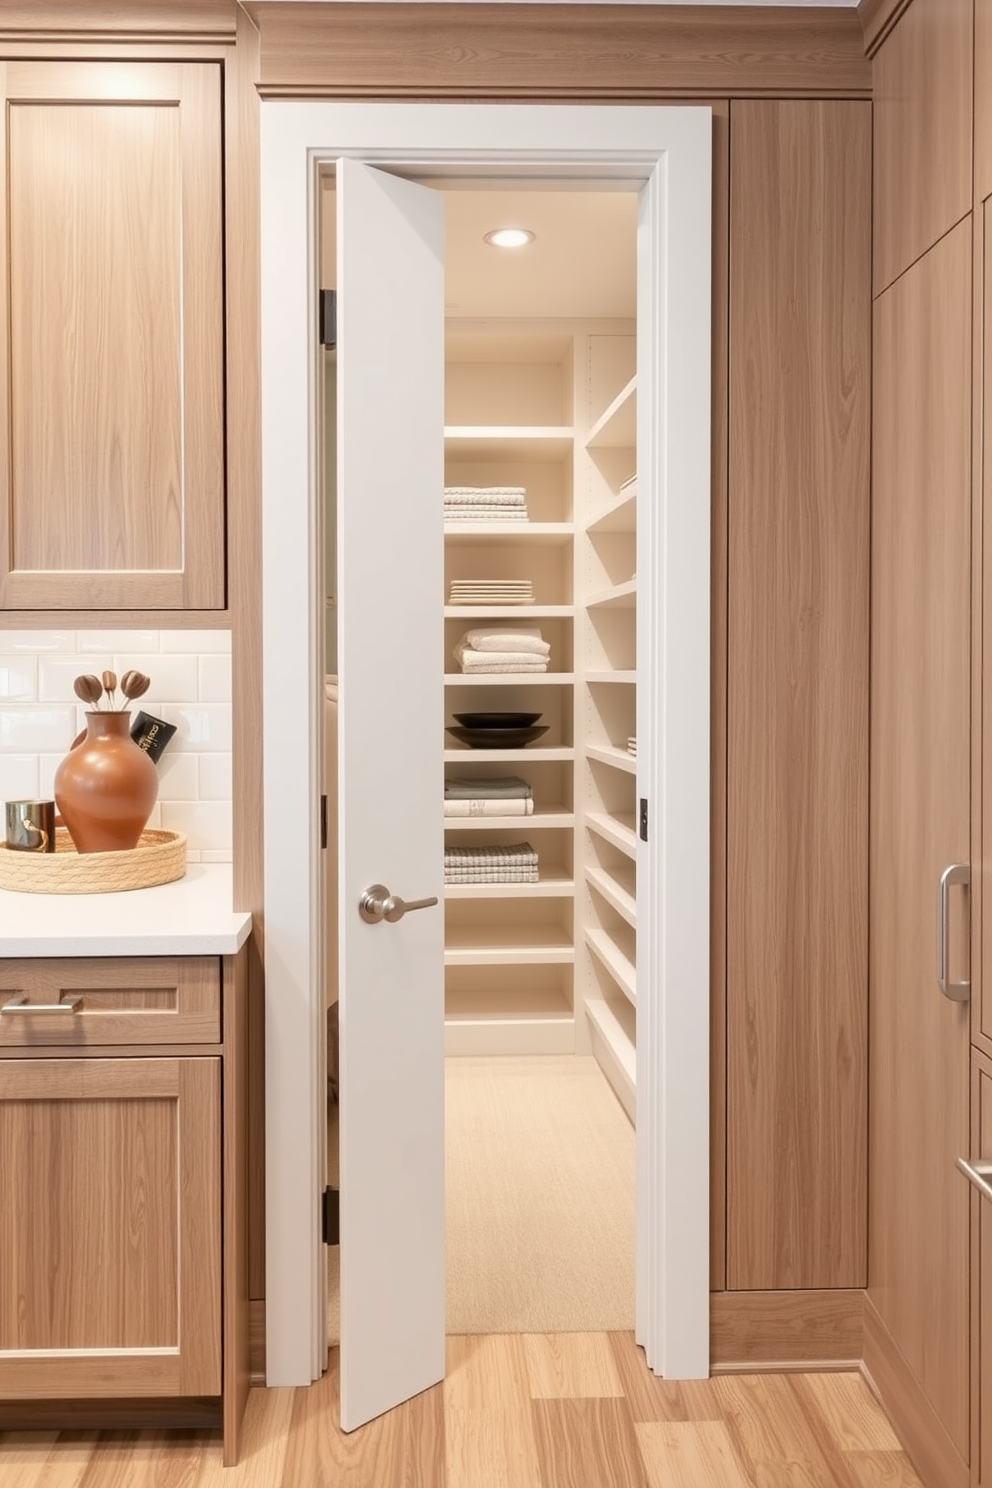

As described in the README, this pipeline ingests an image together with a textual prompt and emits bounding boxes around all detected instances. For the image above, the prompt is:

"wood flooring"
[0,1332,925,1487]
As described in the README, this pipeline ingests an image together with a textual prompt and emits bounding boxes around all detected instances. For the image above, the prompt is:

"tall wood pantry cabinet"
[0,59,226,611]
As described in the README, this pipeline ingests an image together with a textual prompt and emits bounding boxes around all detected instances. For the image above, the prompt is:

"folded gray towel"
[445,776,533,800]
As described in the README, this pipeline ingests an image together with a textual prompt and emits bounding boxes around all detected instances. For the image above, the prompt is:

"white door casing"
[260,103,712,1396]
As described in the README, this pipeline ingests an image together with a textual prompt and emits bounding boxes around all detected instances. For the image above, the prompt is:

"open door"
[336,157,445,1430]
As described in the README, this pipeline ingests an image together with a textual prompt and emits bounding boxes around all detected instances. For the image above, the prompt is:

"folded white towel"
[464,628,550,656]
[460,661,549,674]
[444,486,526,503]
[443,798,535,817]
[454,639,548,669]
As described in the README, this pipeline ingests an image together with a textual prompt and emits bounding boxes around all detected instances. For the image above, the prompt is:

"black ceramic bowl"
[447,725,549,749]
[453,711,542,730]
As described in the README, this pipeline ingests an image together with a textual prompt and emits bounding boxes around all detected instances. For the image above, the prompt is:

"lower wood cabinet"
[0,953,248,1463]
[975,1051,992,1486]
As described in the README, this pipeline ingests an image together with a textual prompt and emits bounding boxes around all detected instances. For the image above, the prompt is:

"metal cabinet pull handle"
[937,863,970,1002]
[957,1157,992,1204]
[0,994,81,1016]
[359,884,439,925]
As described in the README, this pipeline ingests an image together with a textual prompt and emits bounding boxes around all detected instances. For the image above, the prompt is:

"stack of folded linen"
[449,579,535,605]
[453,627,550,674]
[444,775,534,817]
[444,485,528,521]
[444,841,539,884]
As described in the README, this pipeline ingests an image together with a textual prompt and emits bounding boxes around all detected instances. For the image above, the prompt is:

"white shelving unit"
[443,322,638,1093]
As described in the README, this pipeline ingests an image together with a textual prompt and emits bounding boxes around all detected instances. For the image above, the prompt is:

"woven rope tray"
[0,828,187,894]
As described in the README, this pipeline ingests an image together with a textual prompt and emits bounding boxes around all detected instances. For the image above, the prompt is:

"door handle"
[937,863,970,1002]
[359,883,439,925]
[957,1157,992,1205]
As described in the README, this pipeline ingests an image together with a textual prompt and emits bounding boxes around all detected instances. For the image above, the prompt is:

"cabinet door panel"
[0,61,224,610]
[978,1055,992,1486]
[0,956,220,1048]
[0,1057,220,1397]
[869,220,972,1461]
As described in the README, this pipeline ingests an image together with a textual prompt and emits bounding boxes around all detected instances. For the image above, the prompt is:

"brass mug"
[5,799,56,852]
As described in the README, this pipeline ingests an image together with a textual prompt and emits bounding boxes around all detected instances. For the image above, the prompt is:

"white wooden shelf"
[444,923,574,965]
[586,376,636,450]
[445,808,575,830]
[585,862,636,928]
[444,522,574,545]
[444,604,573,619]
[445,868,574,899]
[444,426,573,460]
[585,670,636,685]
[587,487,636,535]
[586,810,637,859]
[585,926,636,1004]
[586,578,636,610]
[585,743,637,775]
[444,981,574,1056]
[445,672,574,686]
[444,745,574,762]
[585,997,636,1123]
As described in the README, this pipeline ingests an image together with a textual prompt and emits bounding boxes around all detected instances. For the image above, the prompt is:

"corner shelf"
[586,579,636,610]
[585,744,636,775]
[585,376,636,450]
[585,926,636,1005]
[584,997,636,1122]
[585,670,636,685]
[586,862,636,928]
[586,810,637,859]
[588,487,636,535]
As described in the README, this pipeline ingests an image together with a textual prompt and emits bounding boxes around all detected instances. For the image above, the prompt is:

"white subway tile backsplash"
[0,657,37,700]
[0,630,233,856]
[168,703,232,753]
[75,630,161,655]
[1,708,76,753]
[161,799,233,852]
[155,752,200,801]
[198,752,232,800]
[0,630,73,654]
[0,755,40,801]
[161,629,231,654]
[120,654,199,703]
[198,654,232,702]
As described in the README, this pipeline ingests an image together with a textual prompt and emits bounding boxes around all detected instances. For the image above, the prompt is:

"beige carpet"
[327,1053,635,1343]
[445,1055,635,1334]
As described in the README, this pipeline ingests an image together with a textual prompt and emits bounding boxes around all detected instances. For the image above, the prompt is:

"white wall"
[0,629,232,860]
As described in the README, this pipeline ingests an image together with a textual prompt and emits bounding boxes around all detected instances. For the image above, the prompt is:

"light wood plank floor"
[0,1333,925,1487]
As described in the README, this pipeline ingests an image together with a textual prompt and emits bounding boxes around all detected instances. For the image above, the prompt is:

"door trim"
[259,101,712,1386]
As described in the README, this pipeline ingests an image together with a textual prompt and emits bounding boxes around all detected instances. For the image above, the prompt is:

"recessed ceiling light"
[483,228,535,249]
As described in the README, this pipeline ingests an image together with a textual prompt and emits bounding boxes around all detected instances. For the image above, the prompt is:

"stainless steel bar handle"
[359,884,439,925]
[957,1157,992,1205]
[0,994,81,1016]
[937,863,970,1002]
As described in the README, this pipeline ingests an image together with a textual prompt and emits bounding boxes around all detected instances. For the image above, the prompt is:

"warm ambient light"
[483,228,536,249]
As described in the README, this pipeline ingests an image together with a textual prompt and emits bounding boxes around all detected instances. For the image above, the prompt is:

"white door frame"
[259,101,712,1388]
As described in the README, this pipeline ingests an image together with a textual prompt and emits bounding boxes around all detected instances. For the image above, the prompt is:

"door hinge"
[320,793,328,850]
[639,798,648,842]
[319,289,337,350]
[322,1186,340,1246]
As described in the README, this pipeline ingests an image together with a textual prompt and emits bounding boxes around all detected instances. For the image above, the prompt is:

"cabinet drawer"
[0,958,220,1047]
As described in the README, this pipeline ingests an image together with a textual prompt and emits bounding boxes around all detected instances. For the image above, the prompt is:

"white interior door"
[336,157,445,1430]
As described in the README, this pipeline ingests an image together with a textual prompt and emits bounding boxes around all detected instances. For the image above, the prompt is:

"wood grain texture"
[710,1290,864,1370]
[222,950,250,1466]
[708,98,729,1294]
[871,0,972,296]
[983,203,992,1057]
[0,1343,928,1487]
[0,59,224,611]
[978,0,992,208]
[857,0,913,56]
[247,2,871,100]
[522,1332,624,1400]
[973,1052,992,1486]
[869,219,972,1464]
[726,99,871,1291]
[0,1055,220,1399]
[0,956,220,1048]
[863,1301,969,1488]
[0,3,237,42]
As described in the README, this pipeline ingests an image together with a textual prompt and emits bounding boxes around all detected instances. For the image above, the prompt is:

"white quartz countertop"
[0,863,252,957]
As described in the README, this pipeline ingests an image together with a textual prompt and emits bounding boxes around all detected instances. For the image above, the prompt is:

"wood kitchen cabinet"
[973,1051,992,1486]
[0,60,225,611]
[0,954,248,1464]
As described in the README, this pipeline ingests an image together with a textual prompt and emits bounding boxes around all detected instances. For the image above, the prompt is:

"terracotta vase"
[54,711,159,854]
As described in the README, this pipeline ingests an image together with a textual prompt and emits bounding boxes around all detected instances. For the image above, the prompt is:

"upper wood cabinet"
[0,61,225,610]
[872,0,972,295]
[978,0,992,205]
[726,99,871,1290]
